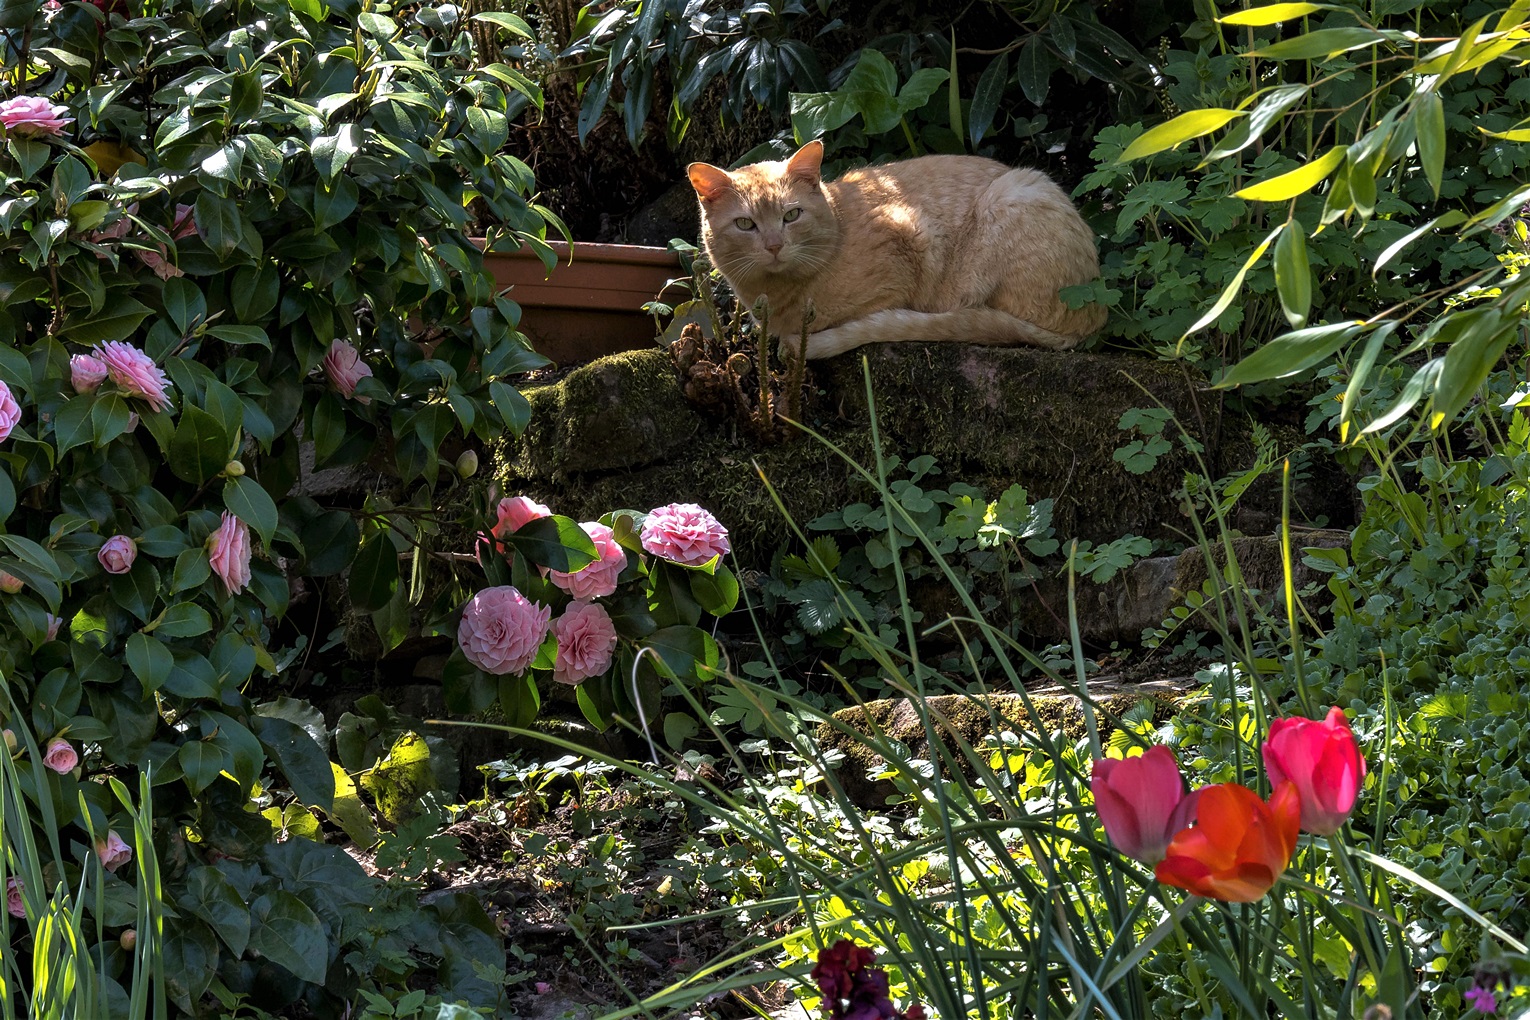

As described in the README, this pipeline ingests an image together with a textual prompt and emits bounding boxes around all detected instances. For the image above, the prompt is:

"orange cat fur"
[687,141,1107,359]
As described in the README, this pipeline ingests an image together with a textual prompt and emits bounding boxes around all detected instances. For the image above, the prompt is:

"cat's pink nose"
[765,241,783,255]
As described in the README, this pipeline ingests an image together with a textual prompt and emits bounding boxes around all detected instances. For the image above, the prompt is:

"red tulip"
[1155,781,1301,902]
[1262,706,1367,836]
[1091,746,1199,865]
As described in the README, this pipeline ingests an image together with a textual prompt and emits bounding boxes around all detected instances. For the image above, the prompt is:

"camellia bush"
[450,496,739,749]
[0,0,576,1010]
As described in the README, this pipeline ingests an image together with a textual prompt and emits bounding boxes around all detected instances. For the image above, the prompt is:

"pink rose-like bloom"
[0,572,22,594]
[44,614,63,641]
[5,877,23,919]
[486,496,551,557]
[42,737,77,775]
[96,831,133,872]
[323,340,374,401]
[96,341,172,413]
[1262,706,1367,836]
[457,585,551,676]
[551,601,619,686]
[208,512,252,596]
[70,354,108,394]
[549,522,627,600]
[640,503,731,567]
[97,534,137,574]
[1091,746,1199,865]
[0,96,73,138]
[0,381,20,443]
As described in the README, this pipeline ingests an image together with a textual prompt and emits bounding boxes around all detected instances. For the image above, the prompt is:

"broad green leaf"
[1119,109,1244,162]
[153,602,213,638]
[1219,2,1329,25]
[472,10,532,37]
[248,892,328,984]
[312,124,363,182]
[184,867,252,957]
[1235,146,1346,201]
[348,532,399,613]
[60,298,154,345]
[254,715,336,811]
[1273,220,1312,328]
[223,477,277,546]
[1216,321,1363,388]
[1416,92,1444,199]
[688,564,740,618]
[168,405,231,485]
[299,510,359,576]
[505,515,598,573]
[324,763,377,847]
[178,740,231,793]
[125,632,173,694]
[968,52,1009,146]
[51,395,94,458]
[1247,27,1389,60]
[489,380,530,436]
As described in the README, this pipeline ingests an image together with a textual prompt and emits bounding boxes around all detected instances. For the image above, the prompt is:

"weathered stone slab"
[494,343,1352,567]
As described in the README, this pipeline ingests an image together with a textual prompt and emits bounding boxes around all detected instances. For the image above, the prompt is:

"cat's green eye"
[782,208,802,223]
[734,217,755,230]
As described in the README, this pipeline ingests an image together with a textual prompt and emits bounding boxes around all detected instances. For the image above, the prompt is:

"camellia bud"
[455,450,479,478]
[2,729,15,754]
[119,929,137,951]
[224,460,246,477]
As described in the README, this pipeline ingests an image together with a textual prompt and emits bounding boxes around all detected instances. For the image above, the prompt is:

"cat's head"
[687,141,837,284]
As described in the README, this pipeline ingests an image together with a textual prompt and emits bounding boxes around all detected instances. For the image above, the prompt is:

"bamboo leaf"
[1216,320,1362,388]
[1247,27,1390,60]
[1273,220,1312,328]
[1182,225,1282,341]
[1417,92,1446,199]
[1235,146,1347,201]
[1219,2,1331,25]
[1120,108,1245,162]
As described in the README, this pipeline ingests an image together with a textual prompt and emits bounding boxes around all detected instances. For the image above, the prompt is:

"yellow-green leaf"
[1247,27,1389,60]
[1220,3,1329,26]
[1235,146,1347,202]
[1182,224,1282,342]
[1120,109,1245,162]
[1274,221,1312,328]
[1417,93,1445,199]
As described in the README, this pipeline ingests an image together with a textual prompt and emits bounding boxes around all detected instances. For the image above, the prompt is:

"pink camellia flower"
[485,495,551,557]
[0,572,22,594]
[208,512,252,596]
[95,831,132,872]
[96,341,172,412]
[1091,746,1199,865]
[551,601,619,685]
[1262,706,1367,836]
[124,412,139,433]
[0,96,73,137]
[70,354,109,394]
[97,534,137,574]
[0,381,20,443]
[44,614,63,641]
[549,522,627,601]
[0,383,20,446]
[457,585,551,676]
[42,737,77,774]
[322,340,373,401]
[640,503,731,567]
[5,877,23,919]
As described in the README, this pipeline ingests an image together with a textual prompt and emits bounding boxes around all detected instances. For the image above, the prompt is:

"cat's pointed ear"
[688,163,735,203]
[786,140,824,185]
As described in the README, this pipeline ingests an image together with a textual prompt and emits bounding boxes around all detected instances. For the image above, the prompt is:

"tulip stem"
[1065,540,1101,761]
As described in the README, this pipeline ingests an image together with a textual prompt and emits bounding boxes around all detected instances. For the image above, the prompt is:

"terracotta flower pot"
[476,239,683,366]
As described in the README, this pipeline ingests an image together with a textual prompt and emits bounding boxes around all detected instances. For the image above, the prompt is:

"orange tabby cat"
[687,141,1107,359]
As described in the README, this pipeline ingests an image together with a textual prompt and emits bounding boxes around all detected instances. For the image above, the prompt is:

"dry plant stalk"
[669,256,813,445]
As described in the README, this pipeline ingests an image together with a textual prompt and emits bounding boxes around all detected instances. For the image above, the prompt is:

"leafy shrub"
[0,0,558,1009]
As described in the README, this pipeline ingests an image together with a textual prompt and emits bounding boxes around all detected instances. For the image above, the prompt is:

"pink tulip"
[1091,746,1199,865]
[1262,706,1367,836]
